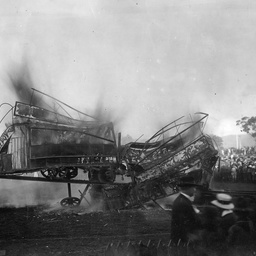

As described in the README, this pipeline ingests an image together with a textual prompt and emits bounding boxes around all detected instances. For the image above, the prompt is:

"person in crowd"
[230,164,237,182]
[247,161,255,182]
[227,197,255,245]
[252,164,256,182]
[237,161,245,182]
[227,197,255,256]
[210,193,237,255]
[211,193,237,239]
[200,205,221,252]
[170,176,202,245]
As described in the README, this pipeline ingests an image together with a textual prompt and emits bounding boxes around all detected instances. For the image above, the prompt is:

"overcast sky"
[1,0,256,140]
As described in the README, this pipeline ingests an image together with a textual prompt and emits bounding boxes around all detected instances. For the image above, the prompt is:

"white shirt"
[221,210,233,217]
[180,192,194,202]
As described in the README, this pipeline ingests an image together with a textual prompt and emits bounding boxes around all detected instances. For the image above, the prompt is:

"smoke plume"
[7,62,46,107]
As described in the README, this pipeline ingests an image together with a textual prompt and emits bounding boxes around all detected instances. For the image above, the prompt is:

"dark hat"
[178,176,200,187]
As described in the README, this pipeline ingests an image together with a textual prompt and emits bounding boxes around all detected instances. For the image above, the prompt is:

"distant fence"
[105,239,189,256]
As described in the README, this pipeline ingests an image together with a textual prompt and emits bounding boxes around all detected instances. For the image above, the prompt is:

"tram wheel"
[58,167,67,178]
[57,167,78,179]
[60,197,80,207]
[41,168,57,179]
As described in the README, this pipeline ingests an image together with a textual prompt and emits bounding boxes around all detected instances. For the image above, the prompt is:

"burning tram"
[0,89,219,209]
[0,102,118,178]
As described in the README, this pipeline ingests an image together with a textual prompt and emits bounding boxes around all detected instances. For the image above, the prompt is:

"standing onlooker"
[252,163,256,182]
[227,197,255,256]
[237,161,244,182]
[228,197,254,245]
[247,161,255,182]
[170,176,202,245]
[211,193,237,255]
[200,205,221,253]
[211,193,237,239]
[230,164,237,182]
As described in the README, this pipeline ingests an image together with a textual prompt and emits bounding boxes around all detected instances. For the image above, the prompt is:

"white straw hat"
[211,193,234,210]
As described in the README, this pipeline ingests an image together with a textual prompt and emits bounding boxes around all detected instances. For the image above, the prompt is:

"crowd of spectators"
[196,194,256,256]
[215,146,256,183]
[170,175,256,255]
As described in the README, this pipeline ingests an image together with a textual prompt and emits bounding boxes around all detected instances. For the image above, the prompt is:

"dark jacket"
[219,211,237,239]
[170,194,201,244]
[228,217,254,245]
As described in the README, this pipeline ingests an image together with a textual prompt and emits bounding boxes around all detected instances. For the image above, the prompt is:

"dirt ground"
[0,204,172,256]
[0,181,256,256]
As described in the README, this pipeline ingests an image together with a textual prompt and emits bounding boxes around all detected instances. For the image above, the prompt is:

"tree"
[210,134,223,150]
[236,116,256,138]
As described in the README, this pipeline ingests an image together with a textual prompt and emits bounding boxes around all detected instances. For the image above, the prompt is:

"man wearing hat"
[170,175,202,244]
[211,193,237,239]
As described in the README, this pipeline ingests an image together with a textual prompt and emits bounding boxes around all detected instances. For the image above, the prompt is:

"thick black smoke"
[7,62,45,107]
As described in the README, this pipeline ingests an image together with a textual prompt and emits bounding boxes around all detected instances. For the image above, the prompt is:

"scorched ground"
[0,205,172,256]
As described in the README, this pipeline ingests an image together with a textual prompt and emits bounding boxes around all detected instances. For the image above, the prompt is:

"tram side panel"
[29,127,118,169]
[0,121,118,174]
[0,125,28,173]
[10,137,27,170]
